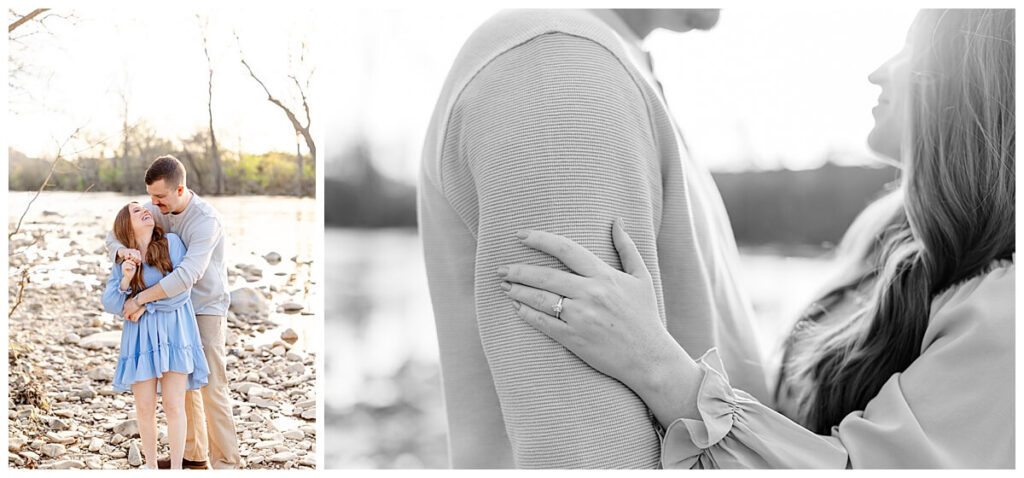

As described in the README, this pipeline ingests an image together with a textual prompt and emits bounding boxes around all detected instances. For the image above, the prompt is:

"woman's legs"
[130,379,158,468]
[160,372,189,470]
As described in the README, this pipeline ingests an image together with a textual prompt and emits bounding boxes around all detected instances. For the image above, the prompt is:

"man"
[107,155,240,469]
[419,9,768,468]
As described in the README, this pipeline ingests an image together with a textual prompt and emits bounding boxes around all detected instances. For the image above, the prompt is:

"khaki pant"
[183,314,241,468]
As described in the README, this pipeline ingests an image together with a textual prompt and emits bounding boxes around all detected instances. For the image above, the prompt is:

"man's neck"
[173,189,194,215]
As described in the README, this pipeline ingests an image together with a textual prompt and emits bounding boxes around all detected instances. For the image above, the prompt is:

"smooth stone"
[40,443,65,458]
[113,419,139,437]
[127,441,142,467]
[229,288,269,318]
[9,437,26,452]
[62,333,81,344]
[85,456,102,469]
[280,302,303,313]
[247,386,275,399]
[87,367,115,381]
[88,437,103,452]
[263,252,282,265]
[283,430,304,440]
[280,328,298,344]
[285,351,303,362]
[19,450,40,461]
[269,452,297,463]
[51,459,86,469]
[79,331,121,349]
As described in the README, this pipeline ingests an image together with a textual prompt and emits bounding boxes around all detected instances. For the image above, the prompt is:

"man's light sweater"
[106,192,230,316]
[419,10,768,469]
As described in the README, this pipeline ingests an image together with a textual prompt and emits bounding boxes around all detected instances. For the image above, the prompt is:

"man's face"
[146,179,183,214]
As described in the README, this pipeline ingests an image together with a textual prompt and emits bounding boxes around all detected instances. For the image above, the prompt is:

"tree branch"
[8,8,48,33]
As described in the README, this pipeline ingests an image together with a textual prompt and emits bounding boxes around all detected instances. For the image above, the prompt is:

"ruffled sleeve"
[662,258,1014,469]
[661,348,847,468]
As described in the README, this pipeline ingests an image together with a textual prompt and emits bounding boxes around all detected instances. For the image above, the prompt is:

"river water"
[323,226,835,467]
[7,191,319,352]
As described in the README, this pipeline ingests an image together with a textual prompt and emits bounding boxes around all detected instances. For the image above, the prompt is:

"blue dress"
[101,233,210,392]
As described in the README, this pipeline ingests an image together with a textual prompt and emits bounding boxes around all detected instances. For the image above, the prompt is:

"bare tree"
[197,15,223,194]
[118,88,133,193]
[235,31,314,196]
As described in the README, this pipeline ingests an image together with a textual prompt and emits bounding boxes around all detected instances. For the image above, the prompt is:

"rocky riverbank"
[8,207,317,470]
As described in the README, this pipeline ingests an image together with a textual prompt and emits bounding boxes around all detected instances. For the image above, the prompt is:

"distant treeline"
[9,143,314,198]
[325,143,899,248]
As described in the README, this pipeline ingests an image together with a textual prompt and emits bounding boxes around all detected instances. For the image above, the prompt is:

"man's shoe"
[156,457,209,469]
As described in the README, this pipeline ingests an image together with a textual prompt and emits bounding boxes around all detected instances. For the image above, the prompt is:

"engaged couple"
[102,156,240,469]
[420,9,1014,468]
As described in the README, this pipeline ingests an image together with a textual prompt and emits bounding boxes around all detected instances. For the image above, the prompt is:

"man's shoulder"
[456,9,631,82]
[187,193,223,222]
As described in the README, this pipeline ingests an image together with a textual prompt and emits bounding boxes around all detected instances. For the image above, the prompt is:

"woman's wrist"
[634,338,705,428]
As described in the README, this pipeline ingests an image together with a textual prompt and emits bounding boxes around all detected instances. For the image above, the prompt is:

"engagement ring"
[552,296,564,320]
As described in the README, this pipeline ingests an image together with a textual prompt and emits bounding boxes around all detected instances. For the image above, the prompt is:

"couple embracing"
[100,156,240,469]
[420,9,1014,468]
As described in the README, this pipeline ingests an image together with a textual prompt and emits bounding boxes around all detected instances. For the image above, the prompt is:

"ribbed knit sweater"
[419,9,768,469]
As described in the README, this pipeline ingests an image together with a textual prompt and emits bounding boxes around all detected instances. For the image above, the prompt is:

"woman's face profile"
[867,24,916,161]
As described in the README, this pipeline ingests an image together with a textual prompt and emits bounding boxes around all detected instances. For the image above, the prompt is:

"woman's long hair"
[112,202,173,297]
[789,9,1015,434]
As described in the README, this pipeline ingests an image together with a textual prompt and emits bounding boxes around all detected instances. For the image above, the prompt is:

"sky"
[7,4,318,158]
[325,7,919,181]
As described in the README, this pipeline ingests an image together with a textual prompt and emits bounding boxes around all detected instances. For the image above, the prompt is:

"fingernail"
[515,230,529,240]
[496,266,508,277]
[500,281,511,292]
[512,301,521,311]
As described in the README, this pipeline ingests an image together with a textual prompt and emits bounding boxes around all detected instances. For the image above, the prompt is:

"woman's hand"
[120,260,137,291]
[499,219,705,426]
[125,301,146,322]
[498,219,683,393]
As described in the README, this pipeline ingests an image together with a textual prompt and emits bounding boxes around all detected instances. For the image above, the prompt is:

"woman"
[499,9,1014,468]
[101,202,210,470]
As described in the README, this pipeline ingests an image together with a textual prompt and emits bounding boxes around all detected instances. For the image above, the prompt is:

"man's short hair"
[145,155,187,187]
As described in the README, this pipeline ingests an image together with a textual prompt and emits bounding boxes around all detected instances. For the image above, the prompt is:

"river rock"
[127,441,142,467]
[280,302,303,314]
[280,328,298,344]
[247,386,275,399]
[51,459,86,469]
[62,333,81,344]
[87,367,115,382]
[269,452,297,463]
[79,331,121,349]
[74,385,97,400]
[88,437,104,452]
[48,417,70,430]
[9,437,26,452]
[283,430,304,440]
[263,252,282,265]
[113,419,139,437]
[40,443,65,458]
[229,288,269,318]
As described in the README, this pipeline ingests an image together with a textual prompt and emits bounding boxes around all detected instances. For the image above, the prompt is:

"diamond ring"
[552,296,564,320]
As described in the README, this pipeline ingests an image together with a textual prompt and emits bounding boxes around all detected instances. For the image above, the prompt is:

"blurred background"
[8,5,319,469]
[324,7,917,468]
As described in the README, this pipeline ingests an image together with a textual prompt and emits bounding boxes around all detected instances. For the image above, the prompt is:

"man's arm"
[128,215,221,312]
[451,33,666,468]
